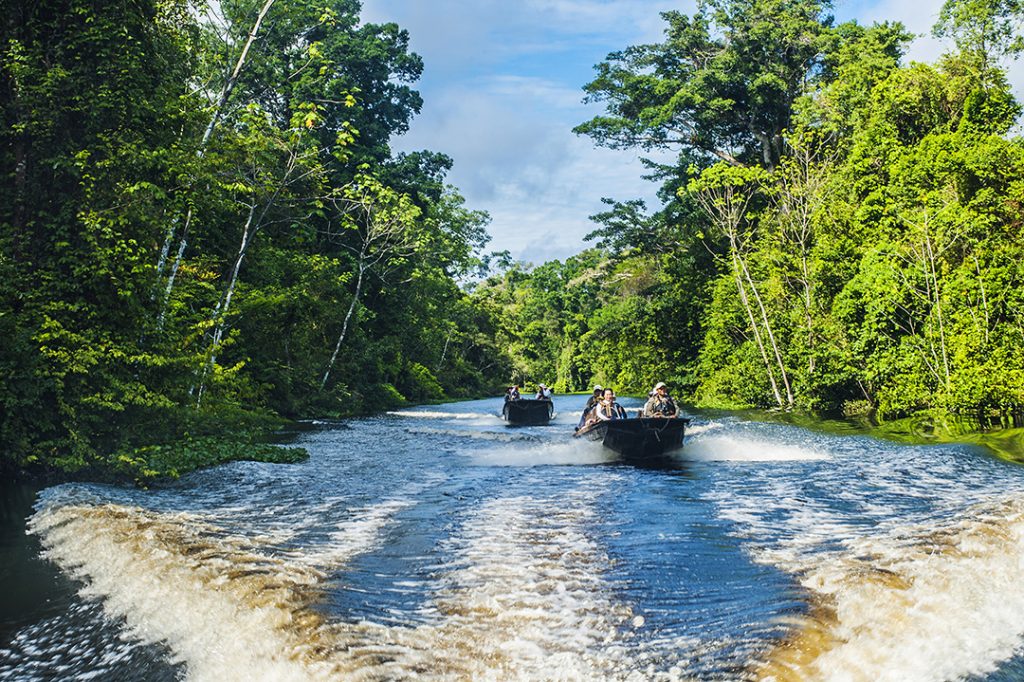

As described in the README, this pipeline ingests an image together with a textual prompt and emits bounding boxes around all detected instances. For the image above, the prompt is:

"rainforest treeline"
[4,0,1024,480]
[1,0,512,478]
[476,0,1024,420]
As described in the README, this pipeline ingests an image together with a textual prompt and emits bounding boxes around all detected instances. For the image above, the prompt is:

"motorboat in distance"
[575,417,689,462]
[501,398,554,425]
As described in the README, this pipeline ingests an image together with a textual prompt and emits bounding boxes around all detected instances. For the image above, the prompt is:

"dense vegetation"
[0,0,511,480]
[4,0,1023,481]
[474,0,1024,421]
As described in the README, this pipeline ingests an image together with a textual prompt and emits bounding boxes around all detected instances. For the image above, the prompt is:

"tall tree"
[575,0,835,171]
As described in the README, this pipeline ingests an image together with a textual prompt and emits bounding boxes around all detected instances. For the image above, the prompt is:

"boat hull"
[575,417,688,462]
[502,398,554,425]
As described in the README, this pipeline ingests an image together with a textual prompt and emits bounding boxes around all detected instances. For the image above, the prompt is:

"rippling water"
[5,395,1024,681]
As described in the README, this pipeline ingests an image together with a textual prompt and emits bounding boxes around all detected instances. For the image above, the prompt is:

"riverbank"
[5,387,509,487]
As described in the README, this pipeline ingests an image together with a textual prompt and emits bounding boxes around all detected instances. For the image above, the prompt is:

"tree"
[934,0,1024,85]
[575,0,835,171]
[320,173,421,389]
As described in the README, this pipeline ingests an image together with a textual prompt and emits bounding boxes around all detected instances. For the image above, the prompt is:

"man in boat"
[535,383,553,400]
[505,385,521,401]
[576,384,604,430]
[643,381,678,418]
[592,388,627,421]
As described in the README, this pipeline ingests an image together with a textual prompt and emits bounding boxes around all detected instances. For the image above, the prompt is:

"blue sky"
[359,0,1024,265]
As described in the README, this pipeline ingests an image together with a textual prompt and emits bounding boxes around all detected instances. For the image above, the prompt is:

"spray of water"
[755,497,1024,682]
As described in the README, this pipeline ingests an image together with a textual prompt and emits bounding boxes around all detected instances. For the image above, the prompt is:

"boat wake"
[27,479,679,681]
[752,497,1024,681]
[685,434,829,462]
[468,439,616,467]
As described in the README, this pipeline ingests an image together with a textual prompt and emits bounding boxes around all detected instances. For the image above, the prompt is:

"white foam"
[296,499,412,569]
[27,490,428,682]
[682,421,725,436]
[468,439,617,467]
[685,434,829,462]
[756,497,1024,682]
[30,504,328,682]
[28,478,700,680]
[420,487,641,679]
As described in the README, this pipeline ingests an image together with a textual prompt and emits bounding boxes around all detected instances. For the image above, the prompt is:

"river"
[4,394,1024,681]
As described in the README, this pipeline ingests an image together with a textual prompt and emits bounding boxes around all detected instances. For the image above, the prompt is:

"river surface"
[5,395,1024,681]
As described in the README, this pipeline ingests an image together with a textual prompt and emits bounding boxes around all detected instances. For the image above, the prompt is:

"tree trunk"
[437,328,453,373]
[156,0,277,319]
[925,232,951,389]
[321,261,366,390]
[732,249,784,408]
[200,0,277,150]
[739,252,794,407]
[195,204,257,406]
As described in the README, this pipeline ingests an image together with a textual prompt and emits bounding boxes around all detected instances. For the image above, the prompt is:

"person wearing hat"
[535,383,553,400]
[643,381,678,418]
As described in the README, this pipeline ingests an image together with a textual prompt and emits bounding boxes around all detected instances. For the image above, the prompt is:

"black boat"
[502,398,554,425]
[575,417,689,462]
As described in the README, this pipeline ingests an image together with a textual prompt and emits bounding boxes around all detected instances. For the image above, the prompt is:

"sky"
[358,0,1024,265]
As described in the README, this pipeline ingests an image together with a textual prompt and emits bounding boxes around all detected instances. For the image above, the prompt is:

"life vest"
[647,395,676,416]
[594,401,624,421]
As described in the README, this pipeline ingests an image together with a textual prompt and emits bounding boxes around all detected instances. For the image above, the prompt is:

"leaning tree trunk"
[195,203,258,406]
[321,261,366,390]
[156,0,277,322]
[732,249,784,408]
[739,254,794,408]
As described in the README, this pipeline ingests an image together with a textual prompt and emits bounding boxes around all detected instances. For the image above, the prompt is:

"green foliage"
[111,437,309,486]
[561,0,1024,425]
[0,0,508,479]
[576,0,836,169]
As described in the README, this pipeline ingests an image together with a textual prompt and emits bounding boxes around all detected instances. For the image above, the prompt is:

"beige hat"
[654,381,667,389]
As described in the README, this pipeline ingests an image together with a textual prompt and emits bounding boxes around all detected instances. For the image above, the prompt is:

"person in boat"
[535,383,553,400]
[505,385,521,401]
[576,384,604,430]
[643,381,678,418]
[592,388,627,422]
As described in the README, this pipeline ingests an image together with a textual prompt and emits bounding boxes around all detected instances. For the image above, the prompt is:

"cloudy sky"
[359,0,1024,265]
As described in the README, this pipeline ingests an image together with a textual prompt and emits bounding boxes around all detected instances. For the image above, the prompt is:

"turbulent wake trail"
[24,474,658,680]
[755,499,1024,682]
[12,399,1024,681]
[695,421,1024,682]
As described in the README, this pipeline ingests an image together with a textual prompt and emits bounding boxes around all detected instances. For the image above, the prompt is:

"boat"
[501,398,554,425]
[574,417,689,463]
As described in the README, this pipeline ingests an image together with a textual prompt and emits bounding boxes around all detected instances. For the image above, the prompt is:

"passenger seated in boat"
[535,383,553,400]
[643,382,677,418]
[592,388,627,422]
[505,385,521,401]
[576,385,604,430]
